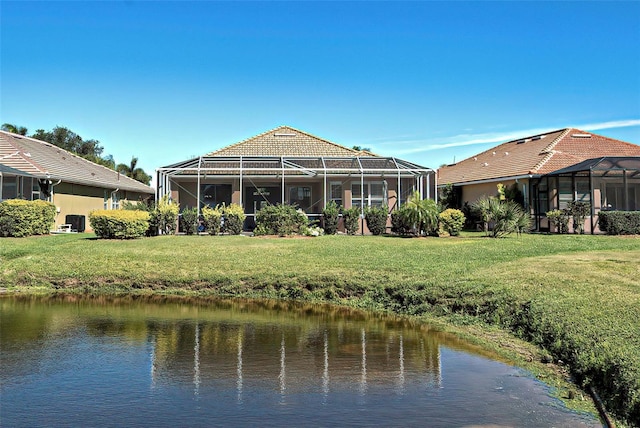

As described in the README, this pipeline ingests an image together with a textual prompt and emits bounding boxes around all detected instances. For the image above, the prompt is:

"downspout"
[0,172,3,200]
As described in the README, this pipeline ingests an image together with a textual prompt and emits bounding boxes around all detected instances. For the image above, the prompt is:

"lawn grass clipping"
[1,232,639,425]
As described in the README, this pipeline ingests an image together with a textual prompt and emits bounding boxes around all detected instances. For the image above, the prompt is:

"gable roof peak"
[206,125,373,157]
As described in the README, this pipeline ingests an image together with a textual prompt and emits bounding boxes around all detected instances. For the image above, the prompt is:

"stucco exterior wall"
[52,183,151,232]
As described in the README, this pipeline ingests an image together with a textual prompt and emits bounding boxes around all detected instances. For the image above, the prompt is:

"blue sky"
[1,1,639,184]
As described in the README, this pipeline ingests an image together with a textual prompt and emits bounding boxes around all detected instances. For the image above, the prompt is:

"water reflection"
[1,295,600,427]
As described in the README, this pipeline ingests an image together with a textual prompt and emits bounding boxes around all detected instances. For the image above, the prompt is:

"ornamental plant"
[364,205,388,235]
[438,208,465,236]
[322,200,340,235]
[180,206,198,235]
[201,205,223,235]
[0,199,56,237]
[156,195,179,235]
[222,203,245,235]
[89,209,150,239]
[546,209,570,234]
[342,206,361,235]
[254,204,308,236]
[567,200,590,234]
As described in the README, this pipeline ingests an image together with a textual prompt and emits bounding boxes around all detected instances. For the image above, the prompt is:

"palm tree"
[1,123,28,135]
[404,191,439,235]
[116,157,151,186]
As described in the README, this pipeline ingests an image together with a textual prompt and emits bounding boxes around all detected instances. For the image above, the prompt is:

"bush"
[0,199,56,237]
[89,210,150,239]
[364,205,388,235]
[391,207,414,236]
[222,203,245,235]
[342,206,361,235]
[567,201,590,234]
[546,209,570,234]
[599,211,640,235]
[254,204,308,236]
[438,208,465,236]
[180,206,198,235]
[123,199,159,237]
[473,196,530,238]
[156,196,179,235]
[322,201,340,235]
[201,205,223,235]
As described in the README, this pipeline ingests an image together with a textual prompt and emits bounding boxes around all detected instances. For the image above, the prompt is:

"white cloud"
[377,118,640,156]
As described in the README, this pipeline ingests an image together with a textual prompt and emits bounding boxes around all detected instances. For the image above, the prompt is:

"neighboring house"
[437,128,640,233]
[0,130,154,232]
[157,125,436,232]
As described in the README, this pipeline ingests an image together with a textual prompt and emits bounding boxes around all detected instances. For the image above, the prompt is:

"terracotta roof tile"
[207,126,378,158]
[438,128,640,184]
[0,131,153,194]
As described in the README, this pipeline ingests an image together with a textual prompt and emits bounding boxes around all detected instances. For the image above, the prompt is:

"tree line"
[1,123,151,185]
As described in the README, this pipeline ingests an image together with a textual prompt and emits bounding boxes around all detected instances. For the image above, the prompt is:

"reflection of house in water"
[148,320,443,398]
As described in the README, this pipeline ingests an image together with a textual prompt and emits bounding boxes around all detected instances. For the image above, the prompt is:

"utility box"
[65,215,86,233]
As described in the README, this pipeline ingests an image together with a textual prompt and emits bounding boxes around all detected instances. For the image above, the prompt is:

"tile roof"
[207,126,377,157]
[0,131,153,194]
[437,128,640,185]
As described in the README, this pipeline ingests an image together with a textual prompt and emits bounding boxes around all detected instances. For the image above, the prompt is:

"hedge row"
[89,210,150,239]
[0,199,56,237]
[598,211,640,235]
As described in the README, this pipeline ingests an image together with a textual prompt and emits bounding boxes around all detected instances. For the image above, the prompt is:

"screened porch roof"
[158,155,434,177]
[545,156,640,178]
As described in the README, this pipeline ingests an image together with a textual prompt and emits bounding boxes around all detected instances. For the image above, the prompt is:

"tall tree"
[31,126,115,169]
[116,156,151,186]
[1,123,28,135]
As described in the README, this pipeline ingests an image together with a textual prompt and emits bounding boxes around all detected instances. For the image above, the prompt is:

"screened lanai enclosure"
[531,156,640,233]
[156,155,436,231]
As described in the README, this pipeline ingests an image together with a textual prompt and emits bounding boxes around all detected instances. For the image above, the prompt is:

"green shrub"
[364,205,388,235]
[123,200,159,237]
[254,204,308,236]
[180,206,198,235]
[342,206,361,235]
[599,211,640,235]
[222,203,245,235]
[546,209,570,234]
[391,207,414,236]
[201,205,223,235]
[567,201,590,234]
[156,196,179,235]
[438,208,465,236]
[473,196,530,237]
[322,200,340,235]
[89,210,150,239]
[0,199,56,237]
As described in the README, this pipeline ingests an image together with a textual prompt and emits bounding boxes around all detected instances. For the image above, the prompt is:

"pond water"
[1,295,601,427]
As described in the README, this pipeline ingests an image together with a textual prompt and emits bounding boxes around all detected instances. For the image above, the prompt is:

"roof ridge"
[207,125,372,157]
[0,130,151,190]
[532,128,571,172]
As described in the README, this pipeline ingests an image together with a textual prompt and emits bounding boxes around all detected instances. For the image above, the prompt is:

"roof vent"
[274,133,296,137]
[473,157,477,161]
[505,152,509,155]
[23,152,31,157]
[572,133,592,138]
[492,151,496,155]
[515,139,526,144]
[483,162,489,167]
[531,135,543,141]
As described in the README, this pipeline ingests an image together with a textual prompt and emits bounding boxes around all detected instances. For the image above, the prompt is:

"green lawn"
[1,232,639,425]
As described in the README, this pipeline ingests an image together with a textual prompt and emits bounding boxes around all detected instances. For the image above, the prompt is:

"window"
[536,179,549,214]
[111,192,120,210]
[558,177,573,210]
[351,181,387,208]
[289,186,312,212]
[329,182,343,206]
[2,177,17,200]
[201,184,232,208]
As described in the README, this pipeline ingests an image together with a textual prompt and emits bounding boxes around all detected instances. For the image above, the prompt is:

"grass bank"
[1,232,639,425]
